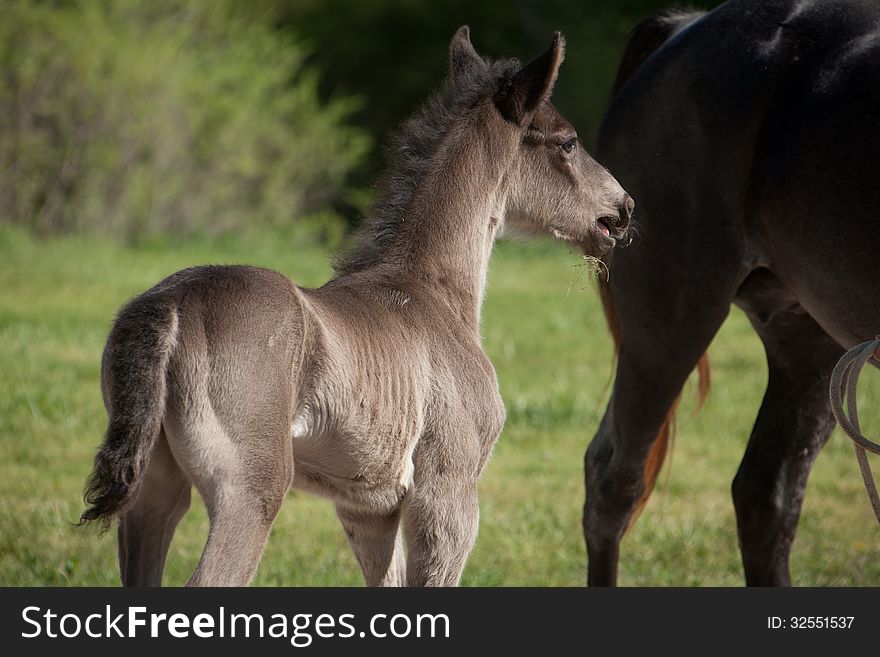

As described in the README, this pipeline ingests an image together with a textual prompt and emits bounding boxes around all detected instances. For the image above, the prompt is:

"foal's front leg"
[336,504,406,587]
[403,452,480,587]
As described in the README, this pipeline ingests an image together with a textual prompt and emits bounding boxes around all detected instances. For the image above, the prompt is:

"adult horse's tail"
[601,7,710,526]
[598,284,710,526]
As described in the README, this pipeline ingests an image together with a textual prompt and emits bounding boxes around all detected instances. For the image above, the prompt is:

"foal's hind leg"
[164,419,293,587]
[732,311,843,586]
[336,505,406,586]
[118,430,191,586]
[187,450,292,587]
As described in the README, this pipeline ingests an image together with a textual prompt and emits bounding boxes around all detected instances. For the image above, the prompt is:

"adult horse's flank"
[588,0,880,586]
[80,27,633,586]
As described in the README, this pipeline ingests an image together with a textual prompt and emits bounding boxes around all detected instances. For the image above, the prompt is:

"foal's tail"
[79,297,179,530]
[598,282,710,527]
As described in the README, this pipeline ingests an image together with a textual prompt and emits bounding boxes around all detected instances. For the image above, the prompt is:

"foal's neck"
[408,144,508,327]
[372,117,515,333]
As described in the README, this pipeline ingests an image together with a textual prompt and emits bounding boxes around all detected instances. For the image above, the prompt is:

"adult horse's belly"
[769,240,880,349]
[757,180,880,348]
[753,50,880,348]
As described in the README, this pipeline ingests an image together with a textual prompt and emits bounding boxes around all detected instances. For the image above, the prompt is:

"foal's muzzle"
[597,194,635,245]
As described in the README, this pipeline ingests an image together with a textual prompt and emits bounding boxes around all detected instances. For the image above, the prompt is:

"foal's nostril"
[611,194,634,235]
[617,194,636,228]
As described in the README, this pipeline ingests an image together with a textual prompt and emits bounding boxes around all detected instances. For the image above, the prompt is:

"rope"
[828,337,880,525]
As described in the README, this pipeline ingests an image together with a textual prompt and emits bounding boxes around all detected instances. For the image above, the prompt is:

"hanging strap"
[828,337,880,525]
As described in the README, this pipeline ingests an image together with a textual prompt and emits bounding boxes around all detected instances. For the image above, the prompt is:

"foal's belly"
[290,460,412,514]
[288,413,418,514]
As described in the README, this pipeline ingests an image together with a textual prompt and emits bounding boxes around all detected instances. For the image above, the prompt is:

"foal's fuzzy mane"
[333,55,521,277]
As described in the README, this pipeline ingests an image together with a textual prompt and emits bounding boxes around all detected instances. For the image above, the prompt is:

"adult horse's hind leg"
[732,310,843,586]
[585,316,726,585]
[336,505,406,586]
[118,430,191,586]
[584,240,743,585]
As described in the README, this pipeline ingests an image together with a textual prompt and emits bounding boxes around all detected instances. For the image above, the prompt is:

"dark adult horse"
[587,0,880,586]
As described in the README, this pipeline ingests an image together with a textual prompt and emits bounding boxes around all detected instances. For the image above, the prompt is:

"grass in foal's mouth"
[1,227,878,586]
[579,255,610,283]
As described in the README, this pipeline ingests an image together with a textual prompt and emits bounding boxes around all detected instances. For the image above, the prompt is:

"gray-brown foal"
[80,27,632,586]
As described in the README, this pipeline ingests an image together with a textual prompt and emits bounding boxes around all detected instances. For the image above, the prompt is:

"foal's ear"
[496,32,566,124]
[449,26,485,85]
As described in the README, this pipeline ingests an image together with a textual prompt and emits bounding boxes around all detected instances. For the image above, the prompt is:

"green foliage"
[0,0,728,237]
[0,0,369,239]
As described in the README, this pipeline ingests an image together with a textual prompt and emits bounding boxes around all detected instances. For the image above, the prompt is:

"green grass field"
[1,226,878,586]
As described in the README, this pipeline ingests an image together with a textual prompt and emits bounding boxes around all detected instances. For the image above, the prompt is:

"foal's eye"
[561,137,577,154]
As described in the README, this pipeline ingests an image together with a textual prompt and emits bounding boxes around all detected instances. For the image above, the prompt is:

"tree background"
[0,0,723,240]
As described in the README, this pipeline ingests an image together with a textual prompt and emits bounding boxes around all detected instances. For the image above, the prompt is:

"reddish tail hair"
[598,282,710,529]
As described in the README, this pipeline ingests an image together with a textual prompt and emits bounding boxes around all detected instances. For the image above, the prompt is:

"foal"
[81,27,632,586]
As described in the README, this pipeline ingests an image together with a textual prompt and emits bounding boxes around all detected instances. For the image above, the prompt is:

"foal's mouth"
[596,216,620,240]
[596,215,633,247]
[551,221,624,255]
